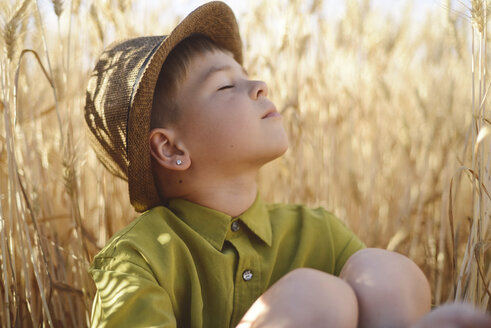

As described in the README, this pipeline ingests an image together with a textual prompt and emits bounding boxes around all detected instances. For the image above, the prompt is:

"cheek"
[181,111,240,147]
[179,97,260,155]
[204,119,255,158]
[207,115,251,145]
[197,101,251,137]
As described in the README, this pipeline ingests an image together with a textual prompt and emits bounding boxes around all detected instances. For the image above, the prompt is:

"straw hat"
[84,1,243,212]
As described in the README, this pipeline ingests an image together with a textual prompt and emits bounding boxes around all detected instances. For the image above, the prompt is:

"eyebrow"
[200,65,249,82]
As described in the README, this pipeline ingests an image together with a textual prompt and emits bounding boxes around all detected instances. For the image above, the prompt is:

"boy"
[85,2,477,327]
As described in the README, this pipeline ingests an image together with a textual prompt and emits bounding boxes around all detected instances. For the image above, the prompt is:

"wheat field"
[0,0,489,326]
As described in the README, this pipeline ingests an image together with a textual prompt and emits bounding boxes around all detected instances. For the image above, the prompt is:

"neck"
[176,171,259,217]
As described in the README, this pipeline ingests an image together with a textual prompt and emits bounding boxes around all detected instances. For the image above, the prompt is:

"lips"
[261,107,280,119]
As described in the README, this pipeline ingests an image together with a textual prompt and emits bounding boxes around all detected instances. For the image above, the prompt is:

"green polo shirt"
[89,194,365,327]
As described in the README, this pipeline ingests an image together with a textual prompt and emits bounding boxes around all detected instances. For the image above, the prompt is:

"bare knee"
[238,268,358,328]
[340,248,431,328]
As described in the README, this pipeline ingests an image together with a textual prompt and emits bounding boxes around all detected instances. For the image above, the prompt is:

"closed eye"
[218,85,234,91]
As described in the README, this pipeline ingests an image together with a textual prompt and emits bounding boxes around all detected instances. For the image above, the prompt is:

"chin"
[276,139,289,157]
[277,131,290,154]
[265,138,289,162]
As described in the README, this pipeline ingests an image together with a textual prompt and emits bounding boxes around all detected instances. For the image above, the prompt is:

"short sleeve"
[325,212,366,275]
[89,260,176,328]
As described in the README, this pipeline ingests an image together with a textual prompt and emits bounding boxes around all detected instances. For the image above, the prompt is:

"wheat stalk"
[2,0,31,62]
[0,177,10,328]
[52,0,63,18]
[4,18,16,61]
[89,4,104,43]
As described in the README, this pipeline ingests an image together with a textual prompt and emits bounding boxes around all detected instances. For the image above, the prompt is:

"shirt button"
[242,269,253,281]
[231,220,240,232]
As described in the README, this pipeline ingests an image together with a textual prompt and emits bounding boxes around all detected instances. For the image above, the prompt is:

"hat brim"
[127,1,243,212]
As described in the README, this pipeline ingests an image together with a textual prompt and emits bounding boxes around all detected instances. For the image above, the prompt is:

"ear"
[149,128,191,171]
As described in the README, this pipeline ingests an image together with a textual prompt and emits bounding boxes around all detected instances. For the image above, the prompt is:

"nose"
[249,80,268,99]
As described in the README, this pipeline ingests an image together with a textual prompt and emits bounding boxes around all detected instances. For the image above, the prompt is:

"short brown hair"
[150,34,228,129]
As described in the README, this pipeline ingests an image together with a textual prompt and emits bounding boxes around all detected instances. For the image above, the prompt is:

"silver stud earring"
[176,159,182,166]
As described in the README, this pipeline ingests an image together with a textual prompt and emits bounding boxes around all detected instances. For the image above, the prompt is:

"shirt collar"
[166,193,272,251]
[239,194,272,247]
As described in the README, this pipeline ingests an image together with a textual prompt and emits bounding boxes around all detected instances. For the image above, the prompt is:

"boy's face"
[171,50,289,173]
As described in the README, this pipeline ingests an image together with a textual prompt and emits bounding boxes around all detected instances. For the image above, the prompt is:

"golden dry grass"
[0,0,489,326]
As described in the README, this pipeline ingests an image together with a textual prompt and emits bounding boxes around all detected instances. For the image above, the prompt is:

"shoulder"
[265,202,364,275]
[266,202,362,249]
[90,206,180,271]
